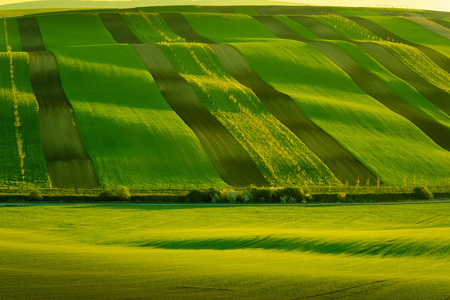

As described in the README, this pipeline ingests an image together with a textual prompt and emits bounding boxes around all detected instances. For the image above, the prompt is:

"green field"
[0,52,49,187]
[123,12,185,43]
[52,44,225,188]
[367,16,450,56]
[230,40,450,184]
[0,5,448,189]
[160,42,336,185]
[36,14,116,48]
[1,203,449,298]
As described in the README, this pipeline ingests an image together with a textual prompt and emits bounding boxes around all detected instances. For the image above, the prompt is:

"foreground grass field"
[0,203,449,299]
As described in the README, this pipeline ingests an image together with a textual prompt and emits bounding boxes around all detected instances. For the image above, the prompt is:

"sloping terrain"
[0,5,449,188]
[0,204,449,299]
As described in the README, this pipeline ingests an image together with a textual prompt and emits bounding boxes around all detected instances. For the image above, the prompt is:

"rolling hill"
[0,4,449,189]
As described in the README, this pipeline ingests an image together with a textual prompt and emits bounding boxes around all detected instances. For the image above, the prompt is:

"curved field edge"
[130,43,268,187]
[0,204,449,299]
[307,15,450,117]
[180,14,450,184]
[232,41,450,184]
[103,12,331,186]
[285,16,450,126]
[253,16,450,153]
[158,42,336,186]
[164,13,377,185]
[52,44,227,188]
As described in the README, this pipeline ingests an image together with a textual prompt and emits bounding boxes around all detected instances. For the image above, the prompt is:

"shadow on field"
[139,235,450,258]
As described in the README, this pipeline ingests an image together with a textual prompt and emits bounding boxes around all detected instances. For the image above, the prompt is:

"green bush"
[277,187,304,203]
[184,189,206,203]
[251,189,273,203]
[205,188,221,203]
[413,186,433,200]
[336,192,347,202]
[115,186,131,201]
[28,190,43,201]
[222,190,237,203]
[97,189,115,201]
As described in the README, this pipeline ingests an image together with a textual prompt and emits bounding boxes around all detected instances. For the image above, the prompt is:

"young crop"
[314,15,380,41]
[381,42,450,94]
[123,12,185,43]
[159,43,337,186]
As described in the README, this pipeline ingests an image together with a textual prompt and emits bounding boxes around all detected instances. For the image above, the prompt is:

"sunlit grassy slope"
[0,204,449,299]
[182,14,450,184]
[52,44,225,188]
[0,52,49,187]
[160,42,336,185]
[36,13,116,48]
[0,18,21,51]
[367,16,450,56]
[123,12,185,43]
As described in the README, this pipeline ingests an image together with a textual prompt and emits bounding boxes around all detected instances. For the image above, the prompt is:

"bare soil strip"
[259,16,450,151]
[210,43,379,185]
[17,18,99,188]
[346,16,450,73]
[99,13,141,44]
[160,13,213,44]
[132,44,269,187]
[287,16,450,117]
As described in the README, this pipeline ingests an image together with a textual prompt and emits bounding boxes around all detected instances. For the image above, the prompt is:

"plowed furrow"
[17,17,99,188]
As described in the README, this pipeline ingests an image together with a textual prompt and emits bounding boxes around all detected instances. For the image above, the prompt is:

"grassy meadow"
[0,203,449,299]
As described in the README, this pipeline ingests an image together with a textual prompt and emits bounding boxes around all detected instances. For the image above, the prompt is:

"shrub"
[277,187,304,203]
[115,186,131,201]
[336,192,347,202]
[205,188,221,203]
[97,189,115,202]
[413,186,433,200]
[184,189,206,203]
[222,190,237,203]
[251,189,272,203]
[241,191,253,203]
[28,190,43,201]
